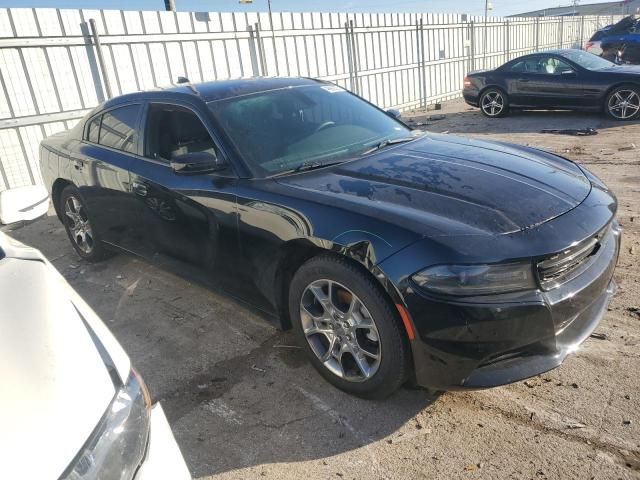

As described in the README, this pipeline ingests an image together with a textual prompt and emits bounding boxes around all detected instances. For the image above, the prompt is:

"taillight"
[463,76,472,88]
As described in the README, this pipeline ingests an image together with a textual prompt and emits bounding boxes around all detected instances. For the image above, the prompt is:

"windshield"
[560,50,616,70]
[208,85,412,176]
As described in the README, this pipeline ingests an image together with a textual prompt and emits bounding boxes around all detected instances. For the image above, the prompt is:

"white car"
[0,231,191,480]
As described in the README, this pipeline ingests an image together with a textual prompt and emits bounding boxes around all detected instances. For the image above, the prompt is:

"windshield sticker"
[321,85,344,93]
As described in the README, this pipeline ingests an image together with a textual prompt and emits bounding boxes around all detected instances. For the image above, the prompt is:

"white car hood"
[0,255,116,479]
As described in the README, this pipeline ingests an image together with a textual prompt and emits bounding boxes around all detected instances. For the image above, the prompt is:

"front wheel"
[605,86,640,121]
[479,88,509,118]
[289,254,411,399]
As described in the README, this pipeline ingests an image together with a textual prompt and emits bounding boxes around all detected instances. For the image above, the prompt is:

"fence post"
[344,21,355,93]
[580,16,585,49]
[88,18,112,99]
[420,18,427,108]
[535,17,540,51]
[349,20,360,95]
[254,22,267,76]
[416,20,423,108]
[505,20,510,62]
[470,21,475,71]
[247,25,261,77]
[559,16,564,48]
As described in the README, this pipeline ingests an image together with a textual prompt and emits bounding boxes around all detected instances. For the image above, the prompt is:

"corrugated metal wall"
[0,8,619,191]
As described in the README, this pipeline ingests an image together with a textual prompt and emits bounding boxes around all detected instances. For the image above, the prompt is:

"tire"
[59,185,113,262]
[605,85,640,121]
[288,254,411,399]
[479,88,509,118]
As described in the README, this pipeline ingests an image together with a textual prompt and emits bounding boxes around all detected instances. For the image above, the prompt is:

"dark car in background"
[464,49,640,120]
[40,78,620,399]
[585,15,639,58]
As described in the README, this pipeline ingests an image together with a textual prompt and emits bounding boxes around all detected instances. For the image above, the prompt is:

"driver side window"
[144,104,218,162]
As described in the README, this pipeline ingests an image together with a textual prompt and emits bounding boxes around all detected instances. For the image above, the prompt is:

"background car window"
[97,105,141,153]
[144,104,218,161]
[508,58,541,73]
[87,116,100,143]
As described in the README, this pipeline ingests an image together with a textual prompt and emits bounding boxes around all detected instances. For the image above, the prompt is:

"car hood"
[277,133,591,236]
[0,256,116,479]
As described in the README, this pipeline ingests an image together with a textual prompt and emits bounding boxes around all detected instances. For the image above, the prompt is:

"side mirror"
[170,151,226,175]
[386,108,401,119]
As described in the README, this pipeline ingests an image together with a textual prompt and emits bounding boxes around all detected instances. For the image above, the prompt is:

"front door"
[126,102,241,293]
[512,55,582,107]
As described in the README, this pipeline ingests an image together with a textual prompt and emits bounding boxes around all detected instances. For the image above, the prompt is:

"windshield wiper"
[292,160,346,173]
[360,137,416,156]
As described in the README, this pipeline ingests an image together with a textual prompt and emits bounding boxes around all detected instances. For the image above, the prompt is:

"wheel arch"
[274,236,414,345]
[479,84,508,99]
[603,82,640,101]
[51,178,75,221]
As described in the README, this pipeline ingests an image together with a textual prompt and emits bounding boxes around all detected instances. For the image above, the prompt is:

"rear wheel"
[289,254,411,399]
[605,86,640,121]
[480,88,509,118]
[59,185,112,262]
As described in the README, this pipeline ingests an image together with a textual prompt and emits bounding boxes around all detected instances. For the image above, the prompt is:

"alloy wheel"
[300,279,381,382]
[608,90,640,120]
[481,91,505,116]
[64,195,94,254]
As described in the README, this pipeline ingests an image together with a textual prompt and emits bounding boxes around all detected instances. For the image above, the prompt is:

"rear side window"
[99,105,141,153]
[87,116,100,143]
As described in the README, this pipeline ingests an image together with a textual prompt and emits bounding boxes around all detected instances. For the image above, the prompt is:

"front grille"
[537,225,610,290]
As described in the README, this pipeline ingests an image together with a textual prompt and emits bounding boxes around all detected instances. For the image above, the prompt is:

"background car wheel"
[60,185,112,262]
[605,86,640,121]
[289,254,411,399]
[479,88,509,118]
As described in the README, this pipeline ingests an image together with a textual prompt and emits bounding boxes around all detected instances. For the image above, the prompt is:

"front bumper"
[134,404,191,480]
[404,222,620,390]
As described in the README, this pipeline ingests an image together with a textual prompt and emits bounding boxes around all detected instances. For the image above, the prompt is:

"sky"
[0,1,605,17]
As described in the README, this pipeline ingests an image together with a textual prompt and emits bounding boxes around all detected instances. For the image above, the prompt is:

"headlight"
[62,369,151,480]
[411,262,536,295]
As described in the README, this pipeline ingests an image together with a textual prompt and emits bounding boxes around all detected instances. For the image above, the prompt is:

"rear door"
[72,103,142,248]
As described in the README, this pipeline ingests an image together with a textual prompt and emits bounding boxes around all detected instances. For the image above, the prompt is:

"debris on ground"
[566,422,587,429]
[618,143,636,151]
[541,128,597,136]
[590,332,608,340]
[623,420,632,425]
[428,114,446,121]
[251,364,266,373]
[272,344,303,349]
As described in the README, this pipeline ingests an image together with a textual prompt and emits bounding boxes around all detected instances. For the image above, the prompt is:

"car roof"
[101,77,325,110]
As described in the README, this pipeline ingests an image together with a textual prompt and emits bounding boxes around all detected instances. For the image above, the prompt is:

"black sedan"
[40,78,620,398]
[464,49,640,120]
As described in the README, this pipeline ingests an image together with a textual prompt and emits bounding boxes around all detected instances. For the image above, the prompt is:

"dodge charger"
[39,78,620,399]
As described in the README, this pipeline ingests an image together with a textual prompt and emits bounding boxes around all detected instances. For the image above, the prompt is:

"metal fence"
[0,8,621,192]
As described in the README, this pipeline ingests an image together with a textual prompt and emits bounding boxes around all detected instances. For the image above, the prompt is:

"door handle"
[518,78,530,83]
[131,181,148,197]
